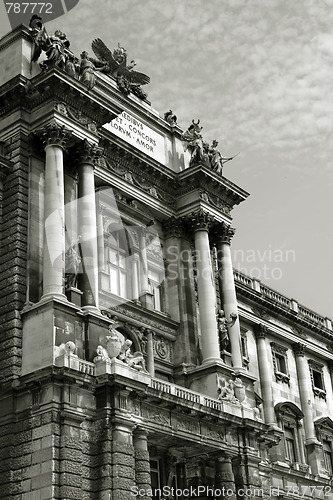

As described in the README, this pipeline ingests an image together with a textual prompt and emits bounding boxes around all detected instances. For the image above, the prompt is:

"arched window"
[275,402,305,467]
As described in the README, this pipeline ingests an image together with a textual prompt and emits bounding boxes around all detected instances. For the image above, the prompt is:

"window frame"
[271,342,290,384]
[308,360,326,400]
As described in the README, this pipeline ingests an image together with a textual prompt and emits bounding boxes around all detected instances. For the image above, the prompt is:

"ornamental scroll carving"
[55,102,98,133]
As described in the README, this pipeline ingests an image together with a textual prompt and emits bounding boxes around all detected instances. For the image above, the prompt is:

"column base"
[81,305,102,314]
[40,292,68,302]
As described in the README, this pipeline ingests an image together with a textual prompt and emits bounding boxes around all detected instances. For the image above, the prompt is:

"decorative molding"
[55,102,98,133]
[254,323,268,339]
[162,217,183,239]
[185,209,215,232]
[42,121,72,149]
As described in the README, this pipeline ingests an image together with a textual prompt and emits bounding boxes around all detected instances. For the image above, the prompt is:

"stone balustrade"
[234,270,332,331]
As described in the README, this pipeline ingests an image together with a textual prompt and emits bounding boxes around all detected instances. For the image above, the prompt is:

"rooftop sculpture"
[181,120,239,174]
[91,38,150,99]
[28,16,150,98]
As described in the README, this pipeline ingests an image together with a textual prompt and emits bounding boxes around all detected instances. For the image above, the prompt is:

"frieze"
[200,190,232,215]
[126,397,142,416]
[142,404,170,426]
[171,414,200,435]
[106,305,177,337]
[202,424,226,442]
[55,102,98,133]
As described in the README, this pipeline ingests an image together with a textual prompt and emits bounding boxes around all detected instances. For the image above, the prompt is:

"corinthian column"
[76,140,101,310]
[41,122,71,300]
[214,223,242,369]
[254,324,275,425]
[187,210,220,364]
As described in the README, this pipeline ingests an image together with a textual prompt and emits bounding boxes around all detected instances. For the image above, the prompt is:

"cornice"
[177,163,249,209]
[236,280,333,342]
[0,24,32,52]
[24,70,122,126]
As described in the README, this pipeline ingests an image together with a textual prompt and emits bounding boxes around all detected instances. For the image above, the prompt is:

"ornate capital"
[185,209,215,232]
[293,342,306,357]
[254,323,268,339]
[213,222,236,245]
[42,122,72,150]
[162,216,183,239]
[75,139,103,166]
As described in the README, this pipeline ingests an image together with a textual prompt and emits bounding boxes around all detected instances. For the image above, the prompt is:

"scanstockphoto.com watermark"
[131,485,333,498]
[166,244,296,282]
[233,245,296,281]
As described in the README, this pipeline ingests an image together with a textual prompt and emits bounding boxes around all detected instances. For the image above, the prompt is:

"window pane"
[313,370,323,389]
[109,267,118,294]
[108,248,117,264]
[119,271,127,297]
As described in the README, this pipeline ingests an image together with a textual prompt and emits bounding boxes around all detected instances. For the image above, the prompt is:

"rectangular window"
[148,268,164,312]
[285,427,296,463]
[313,370,324,389]
[323,441,333,475]
[275,353,287,374]
[271,343,290,384]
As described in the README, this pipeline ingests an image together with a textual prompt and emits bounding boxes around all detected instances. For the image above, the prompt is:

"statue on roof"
[181,121,239,174]
[181,120,209,167]
[29,15,82,81]
[90,38,150,99]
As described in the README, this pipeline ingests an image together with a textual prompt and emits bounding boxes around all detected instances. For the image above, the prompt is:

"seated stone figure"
[118,339,147,372]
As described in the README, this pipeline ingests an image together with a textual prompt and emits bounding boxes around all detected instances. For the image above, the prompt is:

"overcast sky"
[1,0,333,318]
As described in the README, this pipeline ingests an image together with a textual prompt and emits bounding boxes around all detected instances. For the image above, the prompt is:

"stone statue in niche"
[65,236,81,290]
[217,310,237,352]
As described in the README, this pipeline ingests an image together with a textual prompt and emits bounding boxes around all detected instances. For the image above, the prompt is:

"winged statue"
[91,38,150,99]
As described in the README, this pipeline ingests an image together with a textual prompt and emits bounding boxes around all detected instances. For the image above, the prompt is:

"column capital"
[212,222,236,245]
[75,139,103,166]
[293,342,307,356]
[42,121,72,149]
[162,216,183,239]
[185,209,215,232]
[254,323,268,339]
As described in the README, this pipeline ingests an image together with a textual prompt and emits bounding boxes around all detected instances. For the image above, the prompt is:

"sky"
[1,0,333,318]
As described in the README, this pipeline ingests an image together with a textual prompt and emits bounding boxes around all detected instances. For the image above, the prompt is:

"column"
[133,428,152,500]
[293,343,322,473]
[188,210,220,364]
[146,329,155,377]
[96,201,105,276]
[215,223,242,369]
[215,455,237,500]
[77,140,101,310]
[138,227,153,309]
[41,122,71,300]
[254,324,276,425]
[111,421,136,499]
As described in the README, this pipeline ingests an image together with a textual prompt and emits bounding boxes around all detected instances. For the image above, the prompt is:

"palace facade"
[1,21,333,500]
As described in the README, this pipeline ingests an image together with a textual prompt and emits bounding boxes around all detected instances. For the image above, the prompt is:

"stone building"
[1,19,333,500]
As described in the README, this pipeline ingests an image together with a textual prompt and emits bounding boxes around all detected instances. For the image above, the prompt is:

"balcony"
[55,352,262,422]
